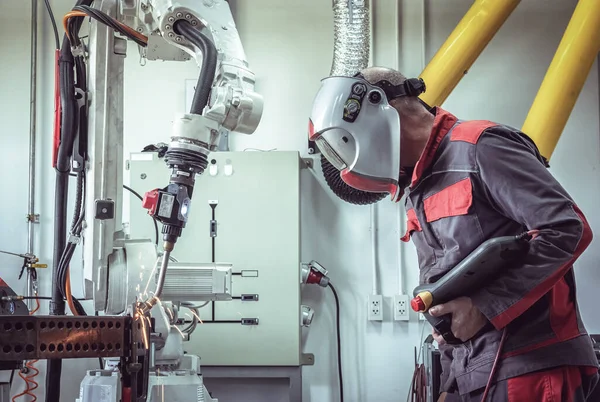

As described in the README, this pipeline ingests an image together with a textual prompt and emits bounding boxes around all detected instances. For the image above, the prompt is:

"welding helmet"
[309,73,425,201]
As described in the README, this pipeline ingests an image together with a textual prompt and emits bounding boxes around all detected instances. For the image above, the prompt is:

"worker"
[308,67,599,401]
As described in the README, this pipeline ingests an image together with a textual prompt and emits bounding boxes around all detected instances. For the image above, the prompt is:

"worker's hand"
[432,328,446,345]
[429,297,487,342]
[437,392,447,402]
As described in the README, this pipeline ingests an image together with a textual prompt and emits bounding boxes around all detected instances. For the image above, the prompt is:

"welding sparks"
[187,308,204,324]
[172,325,186,339]
[166,307,174,322]
[136,306,150,350]
[143,257,161,298]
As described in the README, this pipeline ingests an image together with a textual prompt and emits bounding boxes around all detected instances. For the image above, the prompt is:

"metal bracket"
[26,214,40,223]
[301,353,315,366]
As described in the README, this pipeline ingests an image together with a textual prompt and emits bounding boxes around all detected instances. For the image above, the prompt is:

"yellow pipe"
[419,0,521,107]
[521,0,600,160]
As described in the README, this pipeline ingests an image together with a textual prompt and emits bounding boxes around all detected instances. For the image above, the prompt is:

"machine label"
[158,193,175,218]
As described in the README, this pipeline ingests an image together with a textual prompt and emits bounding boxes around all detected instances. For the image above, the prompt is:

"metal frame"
[201,366,302,402]
[418,0,600,161]
[83,0,127,312]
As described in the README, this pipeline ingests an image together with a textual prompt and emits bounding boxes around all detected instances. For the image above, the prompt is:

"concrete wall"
[0,0,597,401]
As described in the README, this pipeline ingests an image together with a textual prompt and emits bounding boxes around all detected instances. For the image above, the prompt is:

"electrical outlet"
[368,295,383,321]
[394,294,410,321]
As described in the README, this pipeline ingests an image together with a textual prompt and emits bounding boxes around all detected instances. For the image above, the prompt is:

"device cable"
[65,7,148,47]
[123,184,159,246]
[407,321,428,402]
[328,283,344,402]
[43,0,60,49]
[480,328,508,402]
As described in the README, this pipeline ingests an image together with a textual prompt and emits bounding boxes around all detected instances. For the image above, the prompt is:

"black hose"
[321,155,386,205]
[46,172,68,402]
[174,20,217,114]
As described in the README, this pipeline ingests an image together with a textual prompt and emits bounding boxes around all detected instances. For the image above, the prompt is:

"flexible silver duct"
[324,0,385,205]
[330,0,370,76]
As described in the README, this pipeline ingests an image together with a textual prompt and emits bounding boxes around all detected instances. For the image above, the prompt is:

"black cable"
[174,20,218,114]
[328,283,344,402]
[72,5,148,47]
[9,369,14,388]
[72,297,87,316]
[202,320,243,324]
[43,0,60,50]
[70,172,84,232]
[211,205,216,320]
[123,185,160,246]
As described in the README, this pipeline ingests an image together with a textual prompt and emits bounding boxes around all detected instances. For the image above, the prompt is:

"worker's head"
[309,66,432,200]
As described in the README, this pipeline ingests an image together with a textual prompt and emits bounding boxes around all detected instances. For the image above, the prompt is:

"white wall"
[1,0,599,401]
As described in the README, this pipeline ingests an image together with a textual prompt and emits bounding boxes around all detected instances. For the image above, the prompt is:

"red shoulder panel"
[450,120,497,144]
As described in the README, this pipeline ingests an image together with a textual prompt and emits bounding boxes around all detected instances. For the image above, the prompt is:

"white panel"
[128,151,301,366]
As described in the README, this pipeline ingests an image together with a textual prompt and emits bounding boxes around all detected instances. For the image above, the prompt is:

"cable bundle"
[64,6,148,47]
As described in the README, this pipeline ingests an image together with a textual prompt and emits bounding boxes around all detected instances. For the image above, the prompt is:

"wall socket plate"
[394,294,410,321]
[368,294,383,321]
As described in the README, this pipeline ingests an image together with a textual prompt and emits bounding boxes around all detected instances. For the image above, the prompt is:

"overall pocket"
[401,208,438,270]
[423,177,484,258]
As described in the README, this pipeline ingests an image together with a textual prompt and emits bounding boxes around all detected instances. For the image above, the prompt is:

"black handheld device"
[411,234,532,344]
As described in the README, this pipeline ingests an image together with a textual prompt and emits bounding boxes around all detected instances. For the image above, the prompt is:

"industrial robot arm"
[82,0,262,315]
[31,1,261,401]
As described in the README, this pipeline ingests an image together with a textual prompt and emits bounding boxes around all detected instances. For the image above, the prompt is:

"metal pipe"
[154,250,171,301]
[140,250,171,313]
[418,0,521,107]
[27,0,38,309]
[521,0,600,160]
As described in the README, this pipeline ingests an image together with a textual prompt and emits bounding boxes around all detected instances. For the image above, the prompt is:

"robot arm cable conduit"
[140,20,218,314]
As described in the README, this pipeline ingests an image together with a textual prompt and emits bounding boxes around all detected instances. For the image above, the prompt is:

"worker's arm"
[469,127,592,330]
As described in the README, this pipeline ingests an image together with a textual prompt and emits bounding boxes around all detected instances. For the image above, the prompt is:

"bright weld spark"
[143,257,161,297]
[144,317,153,349]
[140,318,149,349]
[137,307,150,350]
[188,309,203,324]
[173,325,186,339]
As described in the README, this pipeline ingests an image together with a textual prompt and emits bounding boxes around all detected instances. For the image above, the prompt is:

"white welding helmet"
[309,74,425,200]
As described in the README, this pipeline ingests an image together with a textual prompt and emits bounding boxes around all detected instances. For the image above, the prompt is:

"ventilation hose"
[321,0,385,205]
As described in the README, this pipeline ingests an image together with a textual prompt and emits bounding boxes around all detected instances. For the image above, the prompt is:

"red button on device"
[411,296,426,312]
[142,189,159,215]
